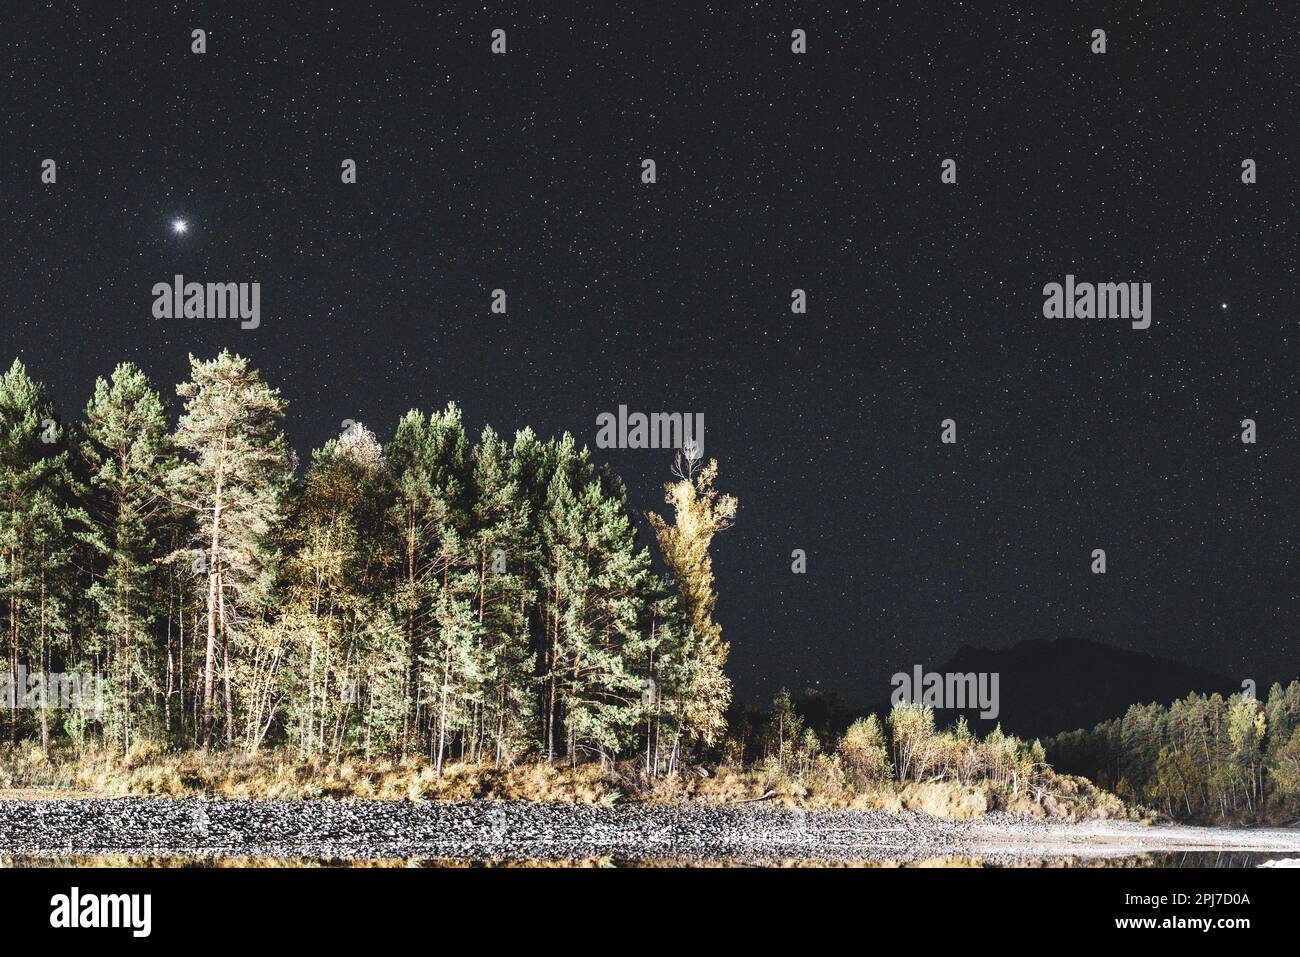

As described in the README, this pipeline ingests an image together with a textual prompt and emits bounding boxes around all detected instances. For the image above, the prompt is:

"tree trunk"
[219,568,233,747]
[202,448,225,749]
[38,561,48,754]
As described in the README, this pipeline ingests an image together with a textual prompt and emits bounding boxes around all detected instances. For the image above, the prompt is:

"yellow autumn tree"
[649,452,737,746]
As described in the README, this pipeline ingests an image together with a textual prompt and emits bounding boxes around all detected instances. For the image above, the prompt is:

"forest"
[0,351,735,775]
[4,349,1298,827]
[1048,684,1300,824]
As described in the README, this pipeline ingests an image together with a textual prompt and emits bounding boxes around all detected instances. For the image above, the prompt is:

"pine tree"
[0,354,751,773]
[544,459,656,764]
[537,435,592,762]
[170,351,290,747]
[26,469,82,753]
[386,404,476,769]
[469,426,533,764]
[0,360,82,746]
[78,363,177,752]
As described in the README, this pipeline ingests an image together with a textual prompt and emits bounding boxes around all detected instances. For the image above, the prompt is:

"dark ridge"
[865,637,1244,741]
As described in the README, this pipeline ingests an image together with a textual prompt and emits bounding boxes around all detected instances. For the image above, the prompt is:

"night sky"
[1,3,1295,709]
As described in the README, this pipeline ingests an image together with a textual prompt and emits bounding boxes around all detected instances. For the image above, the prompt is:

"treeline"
[728,690,1058,805]
[0,351,737,774]
[1048,684,1300,823]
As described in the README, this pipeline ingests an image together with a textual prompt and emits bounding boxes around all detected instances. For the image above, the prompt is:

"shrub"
[838,716,890,789]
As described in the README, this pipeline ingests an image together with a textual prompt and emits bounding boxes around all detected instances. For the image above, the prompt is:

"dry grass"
[0,743,1142,821]
[0,743,629,803]
[646,758,1143,821]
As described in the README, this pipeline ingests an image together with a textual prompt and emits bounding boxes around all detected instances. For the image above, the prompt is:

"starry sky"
[0,2,1295,708]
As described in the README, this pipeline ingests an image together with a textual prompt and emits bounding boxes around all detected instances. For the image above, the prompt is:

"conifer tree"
[26,468,82,753]
[0,360,81,746]
[387,404,477,769]
[170,351,290,747]
[469,426,533,763]
[544,457,656,764]
[78,363,177,752]
[0,352,763,776]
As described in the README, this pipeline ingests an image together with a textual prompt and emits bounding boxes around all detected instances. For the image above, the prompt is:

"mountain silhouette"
[871,637,1242,740]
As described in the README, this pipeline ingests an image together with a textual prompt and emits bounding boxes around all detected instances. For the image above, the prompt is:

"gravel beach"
[3,797,1300,865]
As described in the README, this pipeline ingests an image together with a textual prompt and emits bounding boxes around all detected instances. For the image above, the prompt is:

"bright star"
[172,219,188,234]
[1220,303,1228,310]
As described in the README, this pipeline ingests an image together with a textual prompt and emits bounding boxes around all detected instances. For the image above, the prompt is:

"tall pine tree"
[78,363,177,752]
[170,351,290,747]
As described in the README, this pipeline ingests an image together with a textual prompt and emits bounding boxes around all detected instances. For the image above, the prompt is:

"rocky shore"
[2,797,1298,865]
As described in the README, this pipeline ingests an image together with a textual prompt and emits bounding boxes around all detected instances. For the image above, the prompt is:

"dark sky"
[1,2,1295,708]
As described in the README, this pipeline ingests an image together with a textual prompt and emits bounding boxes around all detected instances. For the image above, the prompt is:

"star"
[172,219,188,234]
[1221,303,1228,310]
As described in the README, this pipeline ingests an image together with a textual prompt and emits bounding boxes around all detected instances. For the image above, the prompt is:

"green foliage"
[0,355,735,778]
[0,360,85,750]
[1048,683,1300,823]
[78,363,177,751]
